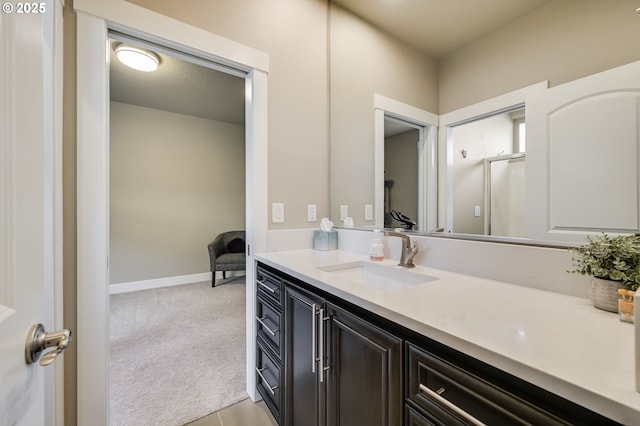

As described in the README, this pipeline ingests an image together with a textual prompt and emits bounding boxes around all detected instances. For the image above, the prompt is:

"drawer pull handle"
[256,316,279,336]
[256,367,278,395]
[419,384,486,426]
[257,280,276,294]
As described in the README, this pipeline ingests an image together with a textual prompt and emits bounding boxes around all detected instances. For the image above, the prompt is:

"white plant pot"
[588,277,624,313]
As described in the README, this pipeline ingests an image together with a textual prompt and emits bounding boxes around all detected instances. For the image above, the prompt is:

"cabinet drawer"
[256,294,283,361]
[256,266,282,306]
[256,341,282,423]
[405,404,438,426]
[406,343,569,426]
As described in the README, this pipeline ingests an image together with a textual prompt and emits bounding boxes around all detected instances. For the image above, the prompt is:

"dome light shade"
[115,44,160,72]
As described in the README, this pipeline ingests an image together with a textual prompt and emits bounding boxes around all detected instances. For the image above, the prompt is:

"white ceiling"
[332,0,551,57]
[109,39,245,125]
[109,1,550,123]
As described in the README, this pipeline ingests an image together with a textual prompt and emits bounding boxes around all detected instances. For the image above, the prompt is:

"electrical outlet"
[307,204,317,222]
[365,204,373,221]
[272,203,284,223]
[340,205,348,220]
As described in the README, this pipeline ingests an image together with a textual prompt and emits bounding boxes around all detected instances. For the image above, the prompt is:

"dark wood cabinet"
[282,283,402,426]
[326,303,402,426]
[404,342,622,426]
[405,342,570,426]
[256,340,283,422]
[257,262,621,426]
[405,405,438,426]
[284,283,325,426]
[255,265,285,424]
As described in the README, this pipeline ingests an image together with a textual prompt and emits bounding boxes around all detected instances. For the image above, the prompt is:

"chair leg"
[223,271,226,279]
[212,272,216,287]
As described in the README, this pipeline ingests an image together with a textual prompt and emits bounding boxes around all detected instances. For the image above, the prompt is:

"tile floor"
[186,399,277,426]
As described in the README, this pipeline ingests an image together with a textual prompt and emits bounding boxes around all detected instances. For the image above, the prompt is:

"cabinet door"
[284,284,325,426]
[326,303,403,426]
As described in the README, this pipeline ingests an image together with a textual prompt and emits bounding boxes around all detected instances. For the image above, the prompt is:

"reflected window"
[512,110,526,153]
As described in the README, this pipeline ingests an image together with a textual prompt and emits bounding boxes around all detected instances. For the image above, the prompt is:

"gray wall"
[330,4,438,226]
[128,0,329,229]
[109,102,245,283]
[439,0,640,113]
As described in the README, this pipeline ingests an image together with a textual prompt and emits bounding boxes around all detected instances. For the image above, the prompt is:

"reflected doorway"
[374,95,438,232]
[383,117,420,229]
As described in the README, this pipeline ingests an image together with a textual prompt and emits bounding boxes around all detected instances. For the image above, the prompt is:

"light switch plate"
[474,205,481,217]
[340,205,348,220]
[272,203,284,223]
[307,204,317,222]
[365,204,373,221]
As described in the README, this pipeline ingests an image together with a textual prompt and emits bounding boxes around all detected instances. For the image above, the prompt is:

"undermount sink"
[316,261,438,291]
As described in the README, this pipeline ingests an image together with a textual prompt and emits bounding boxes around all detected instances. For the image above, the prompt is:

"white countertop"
[255,249,640,425]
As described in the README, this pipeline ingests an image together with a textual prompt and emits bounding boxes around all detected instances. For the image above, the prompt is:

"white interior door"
[0,1,63,425]
[526,60,640,242]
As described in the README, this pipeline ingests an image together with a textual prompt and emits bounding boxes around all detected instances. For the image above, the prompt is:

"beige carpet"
[109,278,247,426]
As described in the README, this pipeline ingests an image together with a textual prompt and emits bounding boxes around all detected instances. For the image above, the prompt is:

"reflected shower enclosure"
[451,108,525,237]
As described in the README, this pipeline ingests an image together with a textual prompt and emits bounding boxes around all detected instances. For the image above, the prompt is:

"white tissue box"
[314,230,337,251]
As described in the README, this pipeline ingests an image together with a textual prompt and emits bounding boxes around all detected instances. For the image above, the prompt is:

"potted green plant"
[568,233,640,312]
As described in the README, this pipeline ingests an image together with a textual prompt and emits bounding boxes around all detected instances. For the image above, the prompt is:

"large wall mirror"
[446,106,526,237]
[329,0,640,244]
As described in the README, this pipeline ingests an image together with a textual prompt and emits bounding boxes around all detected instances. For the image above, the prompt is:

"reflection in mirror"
[331,0,640,245]
[384,117,419,229]
[448,107,525,237]
[373,95,438,233]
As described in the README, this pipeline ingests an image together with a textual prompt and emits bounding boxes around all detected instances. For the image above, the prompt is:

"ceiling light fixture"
[115,44,160,72]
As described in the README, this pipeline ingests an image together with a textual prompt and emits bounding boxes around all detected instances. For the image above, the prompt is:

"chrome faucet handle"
[405,242,419,268]
[384,231,418,268]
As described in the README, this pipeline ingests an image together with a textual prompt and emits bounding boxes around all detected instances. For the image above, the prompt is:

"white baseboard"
[109,272,212,294]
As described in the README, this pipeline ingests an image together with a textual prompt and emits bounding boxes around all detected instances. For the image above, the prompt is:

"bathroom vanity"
[254,249,639,425]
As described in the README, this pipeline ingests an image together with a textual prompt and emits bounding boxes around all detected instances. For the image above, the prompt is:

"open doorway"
[75,7,269,423]
[108,35,247,425]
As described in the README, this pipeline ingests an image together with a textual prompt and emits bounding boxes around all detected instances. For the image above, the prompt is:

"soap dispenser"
[370,230,384,261]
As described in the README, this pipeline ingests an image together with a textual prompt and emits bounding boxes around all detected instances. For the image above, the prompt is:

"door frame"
[74,1,269,424]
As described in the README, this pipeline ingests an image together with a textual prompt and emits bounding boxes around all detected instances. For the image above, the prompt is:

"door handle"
[25,323,72,366]
[311,303,317,374]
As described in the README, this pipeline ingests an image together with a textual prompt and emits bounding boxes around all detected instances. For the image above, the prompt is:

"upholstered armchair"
[208,230,246,287]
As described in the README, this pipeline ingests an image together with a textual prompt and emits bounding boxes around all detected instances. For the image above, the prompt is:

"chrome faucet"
[384,231,419,268]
